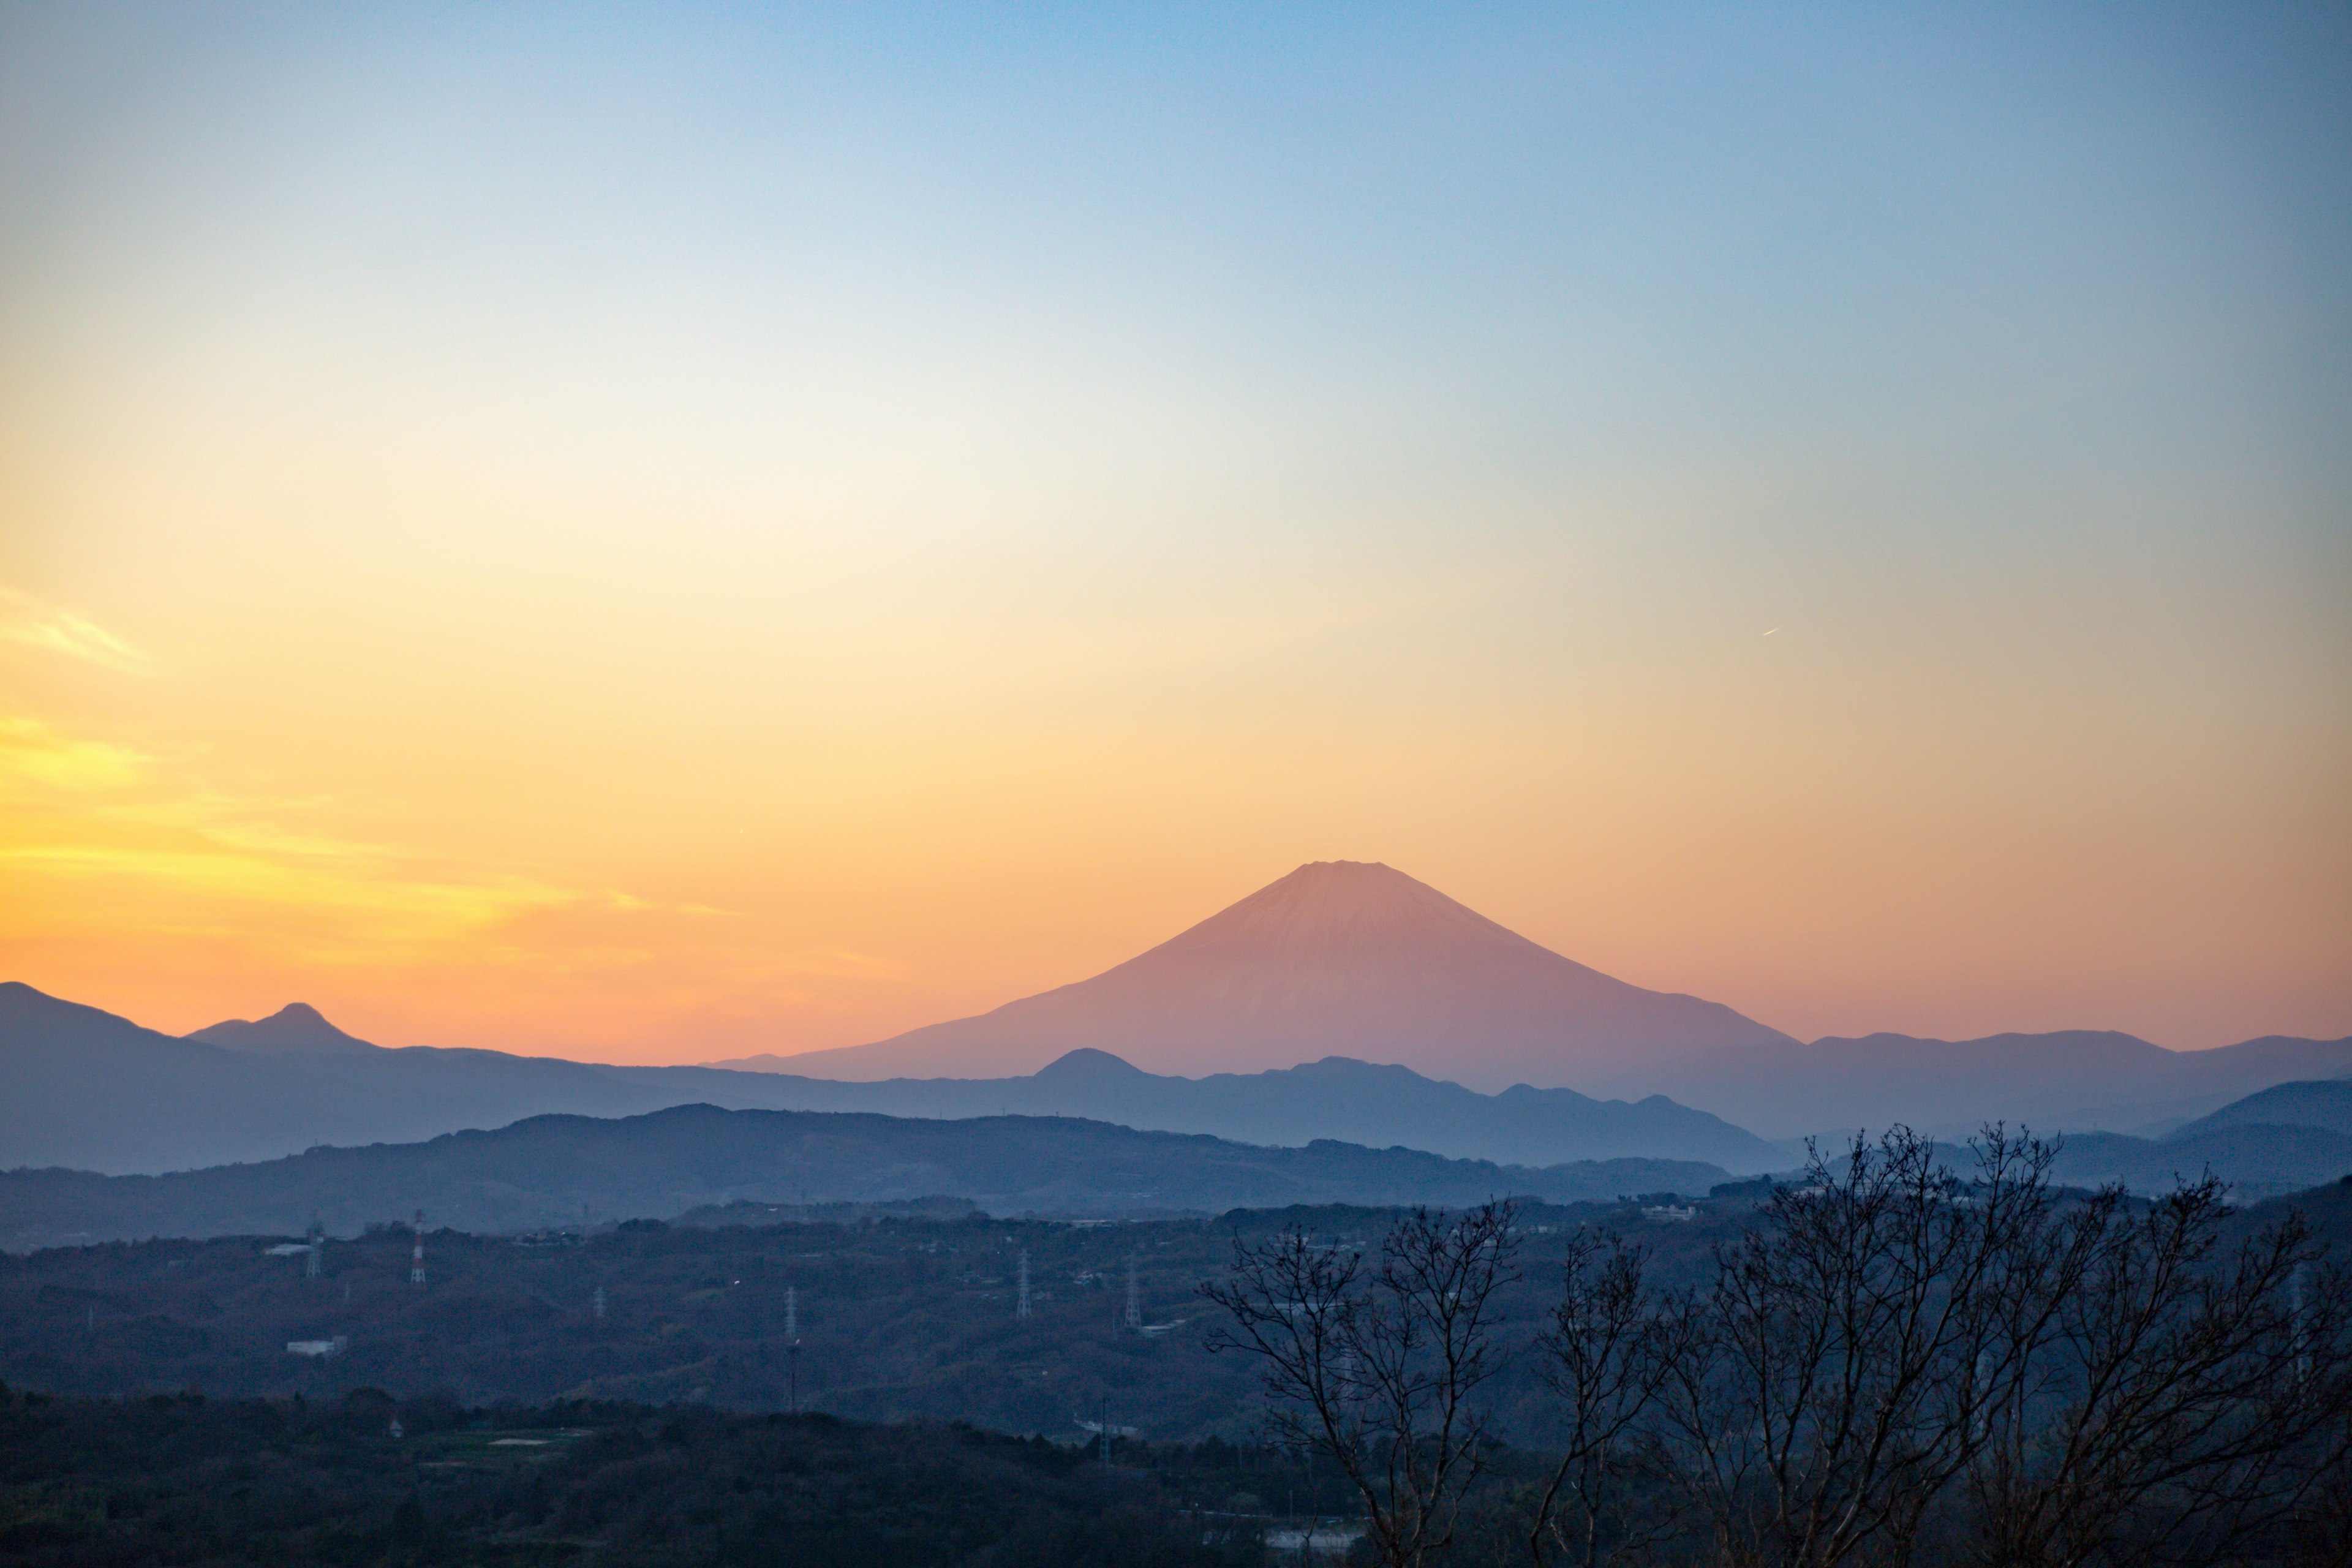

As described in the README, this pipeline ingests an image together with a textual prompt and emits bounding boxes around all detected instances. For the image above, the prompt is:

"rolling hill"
[2046,1123,2352,1200]
[2169,1078,2352,1139]
[0,1102,1735,1246]
[614,1047,1785,1172]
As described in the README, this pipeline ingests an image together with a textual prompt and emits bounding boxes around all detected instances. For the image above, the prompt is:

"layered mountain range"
[0,982,1777,1176]
[736,861,2350,1139]
[5,861,2348,1208]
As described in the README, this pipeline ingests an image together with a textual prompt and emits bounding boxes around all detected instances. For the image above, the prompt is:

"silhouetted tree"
[1954,1176,2352,1567]
[1638,1128,2082,1567]
[1523,1231,1678,1568]
[1517,1129,2352,1568]
[1204,1199,1520,1568]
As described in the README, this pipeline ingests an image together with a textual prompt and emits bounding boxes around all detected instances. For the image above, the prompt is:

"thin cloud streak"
[0,587,151,674]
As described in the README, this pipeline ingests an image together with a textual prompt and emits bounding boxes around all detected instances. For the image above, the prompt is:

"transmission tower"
[410,1210,426,1286]
[1125,1251,1140,1331]
[1017,1250,1031,1320]
[2293,1262,2312,1381]
[786,1284,801,1412]
[592,1284,606,1323]
[306,1214,323,1280]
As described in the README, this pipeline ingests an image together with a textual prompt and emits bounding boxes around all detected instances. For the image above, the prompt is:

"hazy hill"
[1599,1030,2352,1141]
[2045,1123,2352,1200]
[0,1102,1734,1247]
[615,1047,1785,1173]
[1,982,1781,1175]
[765,861,1794,1087]
[9,975,2342,1183]
[2170,1079,2352,1139]
[0,982,673,1173]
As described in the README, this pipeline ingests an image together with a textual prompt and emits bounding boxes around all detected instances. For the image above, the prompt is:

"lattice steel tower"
[786,1284,802,1413]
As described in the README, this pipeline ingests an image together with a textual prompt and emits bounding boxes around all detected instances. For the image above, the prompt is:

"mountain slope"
[0,1103,1735,1245]
[1596,1030,2352,1142]
[2047,1125,2352,1199]
[773,861,1793,1087]
[2169,1079,2352,1140]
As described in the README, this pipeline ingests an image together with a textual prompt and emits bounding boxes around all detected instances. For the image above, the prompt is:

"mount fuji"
[753,861,1795,1089]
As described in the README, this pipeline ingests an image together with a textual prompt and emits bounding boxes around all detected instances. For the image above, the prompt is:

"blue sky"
[0,2,2345,1058]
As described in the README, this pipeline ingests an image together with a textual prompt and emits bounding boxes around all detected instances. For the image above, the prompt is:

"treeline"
[0,1384,1309,1567]
[1211,1133,2352,1567]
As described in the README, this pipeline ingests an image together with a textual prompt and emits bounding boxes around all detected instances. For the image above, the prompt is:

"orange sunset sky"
[2,4,2347,1065]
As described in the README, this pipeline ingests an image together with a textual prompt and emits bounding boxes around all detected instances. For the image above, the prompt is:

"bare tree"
[1958,1177,2352,1568]
[1520,1130,2352,1568]
[1204,1200,1521,1568]
[1523,1232,1677,1568]
[1643,1127,2086,1568]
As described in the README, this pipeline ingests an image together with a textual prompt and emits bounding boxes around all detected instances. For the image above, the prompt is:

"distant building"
[286,1336,349,1357]
[1266,1523,1366,1561]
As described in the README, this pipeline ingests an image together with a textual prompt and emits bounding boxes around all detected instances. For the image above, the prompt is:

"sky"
[1,2,2346,1066]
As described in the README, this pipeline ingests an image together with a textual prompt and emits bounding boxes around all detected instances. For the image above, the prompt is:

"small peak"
[1031,1048,1147,1080]
[187,1003,376,1056]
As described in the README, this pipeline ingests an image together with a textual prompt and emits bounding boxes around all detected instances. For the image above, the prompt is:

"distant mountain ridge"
[630,1047,1784,1172]
[773,861,1795,1087]
[2168,1079,2352,1140]
[2046,1123,2352,1200]
[1596,1030,2352,1141]
[0,1103,1738,1247]
[0,982,1777,1177]
[8,965,2350,1182]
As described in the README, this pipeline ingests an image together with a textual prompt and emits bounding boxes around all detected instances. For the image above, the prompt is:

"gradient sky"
[2,2,2346,1065]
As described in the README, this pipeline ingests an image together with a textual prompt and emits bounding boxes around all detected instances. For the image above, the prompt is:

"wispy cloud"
[0,715,148,790]
[0,709,578,965]
[0,587,151,674]
[0,709,911,1047]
